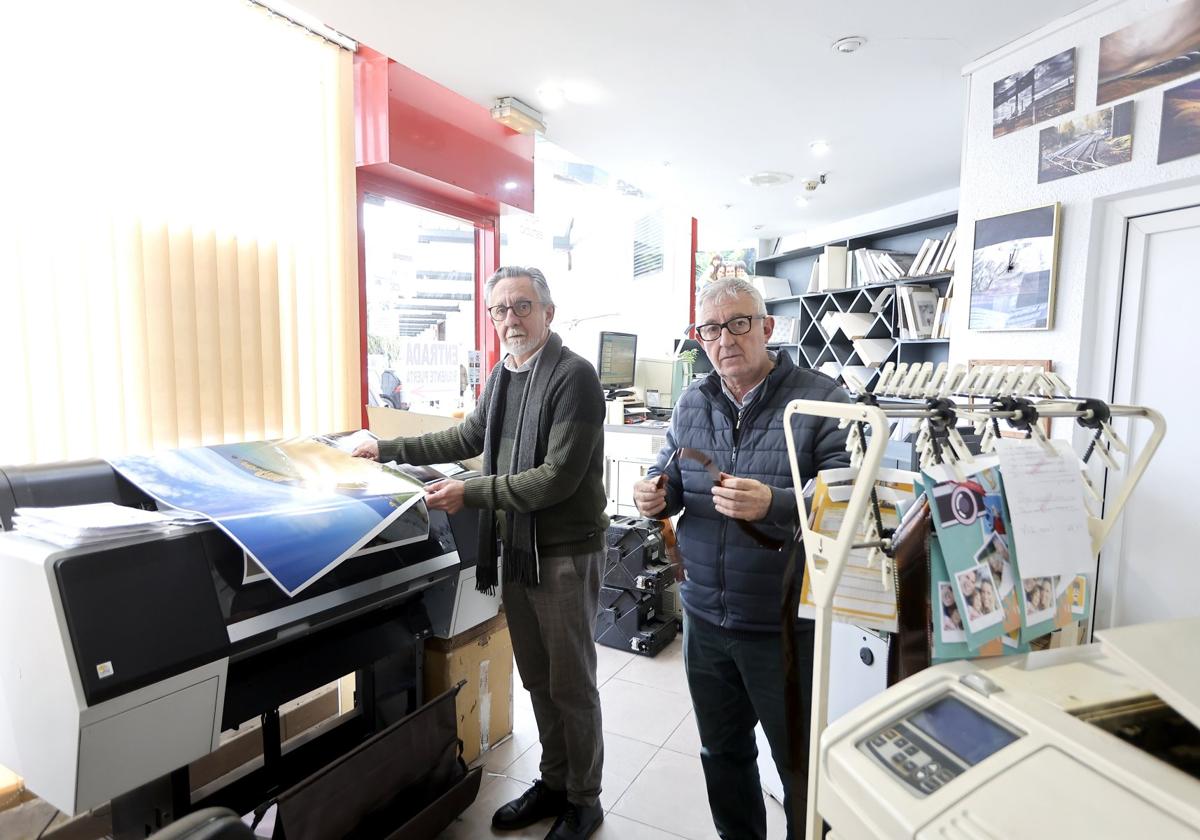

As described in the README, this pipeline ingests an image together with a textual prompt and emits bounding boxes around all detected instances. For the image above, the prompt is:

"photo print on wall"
[969,204,1061,332]
[1159,77,1200,164]
[1097,0,1200,105]
[993,48,1076,138]
[1037,101,1134,183]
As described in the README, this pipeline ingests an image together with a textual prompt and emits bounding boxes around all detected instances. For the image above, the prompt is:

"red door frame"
[356,170,501,428]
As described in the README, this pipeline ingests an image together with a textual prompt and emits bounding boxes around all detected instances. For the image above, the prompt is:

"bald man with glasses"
[355,267,608,840]
[633,276,850,840]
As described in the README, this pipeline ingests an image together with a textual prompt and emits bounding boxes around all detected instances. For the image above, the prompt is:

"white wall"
[952,0,1200,391]
[765,187,960,256]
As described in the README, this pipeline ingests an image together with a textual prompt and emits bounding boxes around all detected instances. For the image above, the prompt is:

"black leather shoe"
[545,801,603,840]
[492,779,569,830]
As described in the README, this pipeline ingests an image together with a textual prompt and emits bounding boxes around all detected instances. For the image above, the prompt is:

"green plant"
[677,348,699,365]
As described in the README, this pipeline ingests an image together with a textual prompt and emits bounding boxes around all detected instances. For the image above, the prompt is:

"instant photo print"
[954,563,1006,634]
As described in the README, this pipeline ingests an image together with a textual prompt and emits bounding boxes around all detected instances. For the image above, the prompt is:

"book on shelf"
[907,226,958,277]
[853,338,894,366]
[933,297,953,339]
[808,258,821,293]
[819,245,848,291]
[818,361,842,380]
[753,275,792,300]
[821,311,876,340]
[869,287,896,313]
[853,249,916,285]
[934,229,957,274]
[840,365,878,391]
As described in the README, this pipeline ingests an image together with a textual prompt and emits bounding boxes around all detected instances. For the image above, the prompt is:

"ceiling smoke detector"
[832,36,867,54]
[741,171,794,187]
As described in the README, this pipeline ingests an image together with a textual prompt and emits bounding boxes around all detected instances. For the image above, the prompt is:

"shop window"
[362,195,480,416]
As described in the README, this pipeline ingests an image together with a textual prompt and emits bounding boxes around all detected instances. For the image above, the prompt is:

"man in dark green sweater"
[353,267,608,840]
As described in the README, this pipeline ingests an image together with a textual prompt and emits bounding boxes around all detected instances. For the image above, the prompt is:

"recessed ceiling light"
[741,171,794,187]
[810,140,831,156]
[503,181,518,190]
[832,35,867,54]
[796,196,810,206]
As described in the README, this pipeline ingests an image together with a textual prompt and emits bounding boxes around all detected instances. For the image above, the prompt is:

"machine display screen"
[908,695,1019,765]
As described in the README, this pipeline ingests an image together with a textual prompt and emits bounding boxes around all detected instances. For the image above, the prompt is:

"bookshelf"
[758,212,957,389]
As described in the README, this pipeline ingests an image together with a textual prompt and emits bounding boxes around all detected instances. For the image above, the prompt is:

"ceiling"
[292,0,1091,242]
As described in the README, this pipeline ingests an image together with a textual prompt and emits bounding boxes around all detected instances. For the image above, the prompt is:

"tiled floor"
[438,638,786,840]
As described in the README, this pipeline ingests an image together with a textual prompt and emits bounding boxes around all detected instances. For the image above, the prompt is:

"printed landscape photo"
[1098,0,1200,104]
[993,48,1075,138]
[1038,101,1134,183]
[1159,78,1200,164]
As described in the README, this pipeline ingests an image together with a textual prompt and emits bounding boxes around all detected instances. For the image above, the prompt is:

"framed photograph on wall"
[969,204,1061,332]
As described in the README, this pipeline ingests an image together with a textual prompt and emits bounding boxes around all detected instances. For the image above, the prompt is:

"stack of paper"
[13,503,207,548]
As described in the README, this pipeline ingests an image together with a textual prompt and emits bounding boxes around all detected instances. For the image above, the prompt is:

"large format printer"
[817,617,1200,839]
[0,456,495,836]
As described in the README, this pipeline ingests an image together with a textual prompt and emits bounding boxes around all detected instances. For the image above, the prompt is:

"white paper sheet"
[996,438,1092,579]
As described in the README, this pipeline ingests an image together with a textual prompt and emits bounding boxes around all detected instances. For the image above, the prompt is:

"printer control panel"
[857,693,1022,798]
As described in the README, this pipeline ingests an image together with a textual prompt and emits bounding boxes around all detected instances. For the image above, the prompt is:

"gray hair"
[697,276,766,316]
[485,266,554,306]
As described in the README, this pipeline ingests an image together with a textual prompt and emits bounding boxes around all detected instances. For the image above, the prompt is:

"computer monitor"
[598,331,638,393]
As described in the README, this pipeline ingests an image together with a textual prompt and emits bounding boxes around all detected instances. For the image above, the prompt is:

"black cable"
[35,809,58,840]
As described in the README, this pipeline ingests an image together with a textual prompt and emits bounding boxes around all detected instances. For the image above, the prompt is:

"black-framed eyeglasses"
[488,299,537,321]
[693,315,764,341]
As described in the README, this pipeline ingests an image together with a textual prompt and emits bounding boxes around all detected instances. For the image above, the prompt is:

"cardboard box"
[0,766,23,813]
[424,612,514,765]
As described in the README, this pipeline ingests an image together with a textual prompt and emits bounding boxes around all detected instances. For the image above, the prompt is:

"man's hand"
[633,476,667,517]
[351,440,380,460]
[425,479,466,514]
[712,473,772,521]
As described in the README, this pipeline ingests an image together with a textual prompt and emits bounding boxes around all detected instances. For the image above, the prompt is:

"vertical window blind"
[0,0,359,465]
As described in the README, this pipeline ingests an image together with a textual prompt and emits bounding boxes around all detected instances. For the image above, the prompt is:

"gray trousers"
[502,549,605,806]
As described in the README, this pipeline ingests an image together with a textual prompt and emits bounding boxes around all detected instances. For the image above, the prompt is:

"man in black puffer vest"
[634,277,850,840]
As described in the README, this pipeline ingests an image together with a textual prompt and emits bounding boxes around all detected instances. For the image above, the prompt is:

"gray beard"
[504,333,543,358]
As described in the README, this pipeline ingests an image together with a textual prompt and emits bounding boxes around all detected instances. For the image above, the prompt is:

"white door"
[1100,206,1200,628]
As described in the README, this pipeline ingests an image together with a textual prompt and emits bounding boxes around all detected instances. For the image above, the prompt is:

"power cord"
[35,809,58,840]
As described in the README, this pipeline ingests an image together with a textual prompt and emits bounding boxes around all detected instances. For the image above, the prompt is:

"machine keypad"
[859,722,964,798]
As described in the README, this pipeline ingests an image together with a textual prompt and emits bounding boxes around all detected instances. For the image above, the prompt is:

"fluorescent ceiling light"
[810,140,831,156]
[491,97,546,135]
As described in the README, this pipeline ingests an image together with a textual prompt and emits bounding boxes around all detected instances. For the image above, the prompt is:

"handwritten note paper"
[996,438,1093,579]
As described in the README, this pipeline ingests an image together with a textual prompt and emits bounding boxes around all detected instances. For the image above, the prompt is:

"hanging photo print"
[992,48,1076,138]
[1158,77,1200,164]
[1038,102,1134,183]
[969,204,1061,331]
[1097,0,1200,105]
